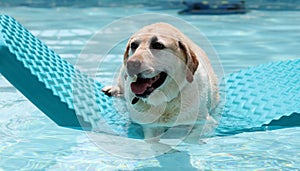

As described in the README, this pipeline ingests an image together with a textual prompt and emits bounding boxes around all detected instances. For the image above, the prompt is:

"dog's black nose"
[126,59,141,77]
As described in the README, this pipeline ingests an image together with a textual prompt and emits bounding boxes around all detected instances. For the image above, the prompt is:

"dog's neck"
[131,93,182,125]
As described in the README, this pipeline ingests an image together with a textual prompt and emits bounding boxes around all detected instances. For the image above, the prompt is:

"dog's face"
[122,23,199,106]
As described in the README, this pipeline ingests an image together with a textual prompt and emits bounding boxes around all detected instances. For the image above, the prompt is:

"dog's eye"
[151,42,165,50]
[130,42,139,50]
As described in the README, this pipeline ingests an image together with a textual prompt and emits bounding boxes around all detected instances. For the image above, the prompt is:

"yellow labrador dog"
[103,23,219,143]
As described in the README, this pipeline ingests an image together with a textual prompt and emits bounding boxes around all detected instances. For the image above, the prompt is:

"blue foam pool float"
[0,15,299,138]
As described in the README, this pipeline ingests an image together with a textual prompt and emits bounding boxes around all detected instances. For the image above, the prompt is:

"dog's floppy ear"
[179,41,199,83]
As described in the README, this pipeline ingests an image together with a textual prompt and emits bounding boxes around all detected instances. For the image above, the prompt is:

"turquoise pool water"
[0,6,300,170]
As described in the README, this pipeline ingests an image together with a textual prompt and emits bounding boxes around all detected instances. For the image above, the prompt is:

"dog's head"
[123,23,199,106]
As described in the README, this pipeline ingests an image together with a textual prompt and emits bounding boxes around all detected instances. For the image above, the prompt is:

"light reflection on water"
[0,6,299,170]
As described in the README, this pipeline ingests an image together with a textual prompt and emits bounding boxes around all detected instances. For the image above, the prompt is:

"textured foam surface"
[0,15,134,137]
[0,15,299,137]
[217,60,300,134]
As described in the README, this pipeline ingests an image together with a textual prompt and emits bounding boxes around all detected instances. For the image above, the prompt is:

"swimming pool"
[0,4,300,170]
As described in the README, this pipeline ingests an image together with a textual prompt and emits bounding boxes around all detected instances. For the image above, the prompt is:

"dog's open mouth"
[130,72,167,98]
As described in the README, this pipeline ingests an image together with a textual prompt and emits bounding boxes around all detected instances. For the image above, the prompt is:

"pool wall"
[0,0,299,10]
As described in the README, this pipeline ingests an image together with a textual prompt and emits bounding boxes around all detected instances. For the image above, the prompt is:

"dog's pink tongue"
[130,81,151,95]
[130,75,161,95]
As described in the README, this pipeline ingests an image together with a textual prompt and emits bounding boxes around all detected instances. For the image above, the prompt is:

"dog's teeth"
[132,75,138,82]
